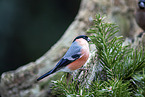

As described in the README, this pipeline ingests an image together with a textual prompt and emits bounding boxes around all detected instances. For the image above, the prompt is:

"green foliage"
[88,14,144,80]
[51,14,145,97]
[133,69,145,96]
[90,79,131,97]
[51,75,90,96]
[51,76,131,97]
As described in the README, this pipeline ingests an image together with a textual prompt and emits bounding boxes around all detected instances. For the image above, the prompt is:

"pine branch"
[51,14,145,97]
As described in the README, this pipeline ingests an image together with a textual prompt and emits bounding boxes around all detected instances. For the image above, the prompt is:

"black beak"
[87,37,91,42]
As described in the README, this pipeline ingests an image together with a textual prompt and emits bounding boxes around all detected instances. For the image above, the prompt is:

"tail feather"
[37,69,53,81]
[37,59,66,81]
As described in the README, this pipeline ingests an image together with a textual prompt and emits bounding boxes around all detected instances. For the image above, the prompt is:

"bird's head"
[73,35,91,42]
[138,0,145,9]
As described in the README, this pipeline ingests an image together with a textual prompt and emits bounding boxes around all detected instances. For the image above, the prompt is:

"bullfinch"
[135,0,145,31]
[37,35,91,81]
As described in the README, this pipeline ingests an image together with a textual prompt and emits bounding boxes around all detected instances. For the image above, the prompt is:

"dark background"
[0,0,81,75]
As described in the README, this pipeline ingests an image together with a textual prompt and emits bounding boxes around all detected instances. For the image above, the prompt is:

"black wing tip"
[36,71,52,81]
[37,78,41,81]
[36,75,47,81]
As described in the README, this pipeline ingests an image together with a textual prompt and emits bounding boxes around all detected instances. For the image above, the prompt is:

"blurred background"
[0,0,81,75]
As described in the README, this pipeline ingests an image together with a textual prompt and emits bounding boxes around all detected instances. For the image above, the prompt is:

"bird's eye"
[139,2,145,9]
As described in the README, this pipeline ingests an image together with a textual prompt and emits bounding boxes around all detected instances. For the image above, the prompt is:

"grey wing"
[42,41,82,74]
[63,41,82,61]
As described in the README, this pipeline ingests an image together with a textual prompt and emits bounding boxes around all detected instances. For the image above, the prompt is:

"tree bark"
[0,0,142,97]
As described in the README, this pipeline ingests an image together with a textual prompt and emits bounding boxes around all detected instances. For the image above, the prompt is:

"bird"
[37,35,91,81]
[135,0,145,31]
